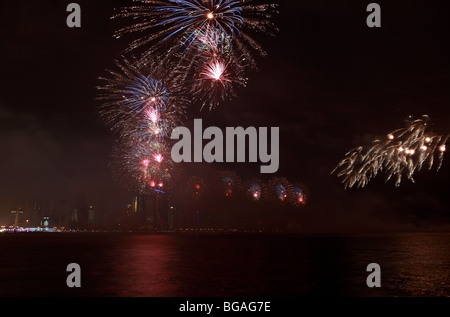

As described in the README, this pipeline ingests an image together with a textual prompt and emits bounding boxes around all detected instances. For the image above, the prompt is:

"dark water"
[0,232,449,297]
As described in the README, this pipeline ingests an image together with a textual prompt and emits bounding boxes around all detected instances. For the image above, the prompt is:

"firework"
[111,138,175,192]
[216,170,242,198]
[185,176,206,200]
[110,1,277,112]
[112,0,278,66]
[268,177,292,203]
[289,183,309,207]
[247,180,263,201]
[97,57,187,142]
[332,115,449,188]
[97,56,189,192]
[190,54,248,110]
[222,176,235,197]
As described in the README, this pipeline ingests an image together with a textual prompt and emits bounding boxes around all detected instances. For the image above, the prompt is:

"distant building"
[88,205,95,227]
[121,190,172,231]
[72,194,89,229]
[40,216,50,228]
[10,208,24,228]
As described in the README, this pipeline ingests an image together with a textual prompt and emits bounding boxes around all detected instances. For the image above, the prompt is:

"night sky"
[1,0,449,231]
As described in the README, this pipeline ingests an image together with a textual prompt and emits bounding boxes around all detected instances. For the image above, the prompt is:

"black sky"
[0,0,449,231]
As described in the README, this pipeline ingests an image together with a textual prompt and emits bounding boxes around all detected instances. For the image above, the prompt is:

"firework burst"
[289,183,309,207]
[332,115,449,188]
[97,57,187,191]
[268,177,292,203]
[112,0,278,66]
[110,0,277,112]
[216,170,243,198]
[111,139,174,192]
[246,179,263,201]
[185,176,206,200]
[97,57,187,142]
[192,55,248,110]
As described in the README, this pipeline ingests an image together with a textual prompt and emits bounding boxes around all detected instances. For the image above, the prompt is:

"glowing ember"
[141,159,150,168]
[153,153,163,163]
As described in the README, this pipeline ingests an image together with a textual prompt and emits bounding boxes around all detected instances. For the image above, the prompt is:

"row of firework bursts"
[97,1,280,194]
[181,172,309,207]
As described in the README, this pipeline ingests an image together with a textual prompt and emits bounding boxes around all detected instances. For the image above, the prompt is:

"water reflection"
[386,233,450,296]
[0,232,448,297]
[107,235,181,296]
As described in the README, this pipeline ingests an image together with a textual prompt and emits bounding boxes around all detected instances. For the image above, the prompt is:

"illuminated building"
[88,205,95,226]
[40,217,50,228]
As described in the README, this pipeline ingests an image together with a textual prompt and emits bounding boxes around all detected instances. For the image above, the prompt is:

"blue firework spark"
[122,76,169,115]
[97,57,187,140]
[113,0,278,63]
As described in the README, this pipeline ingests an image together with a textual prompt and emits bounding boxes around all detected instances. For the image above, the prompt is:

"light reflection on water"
[385,233,450,296]
[0,232,448,297]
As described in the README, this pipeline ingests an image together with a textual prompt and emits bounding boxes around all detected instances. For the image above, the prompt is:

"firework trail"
[332,115,449,188]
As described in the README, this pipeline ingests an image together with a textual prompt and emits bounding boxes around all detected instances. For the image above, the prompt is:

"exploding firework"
[111,139,173,192]
[222,176,235,198]
[98,57,187,191]
[289,183,309,207]
[332,115,449,188]
[111,1,277,112]
[216,170,242,198]
[97,57,187,143]
[185,176,206,200]
[108,96,187,195]
[190,54,248,110]
[246,179,263,201]
[268,177,292,203]
[182,23,233,57]
[112,0,278,66]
